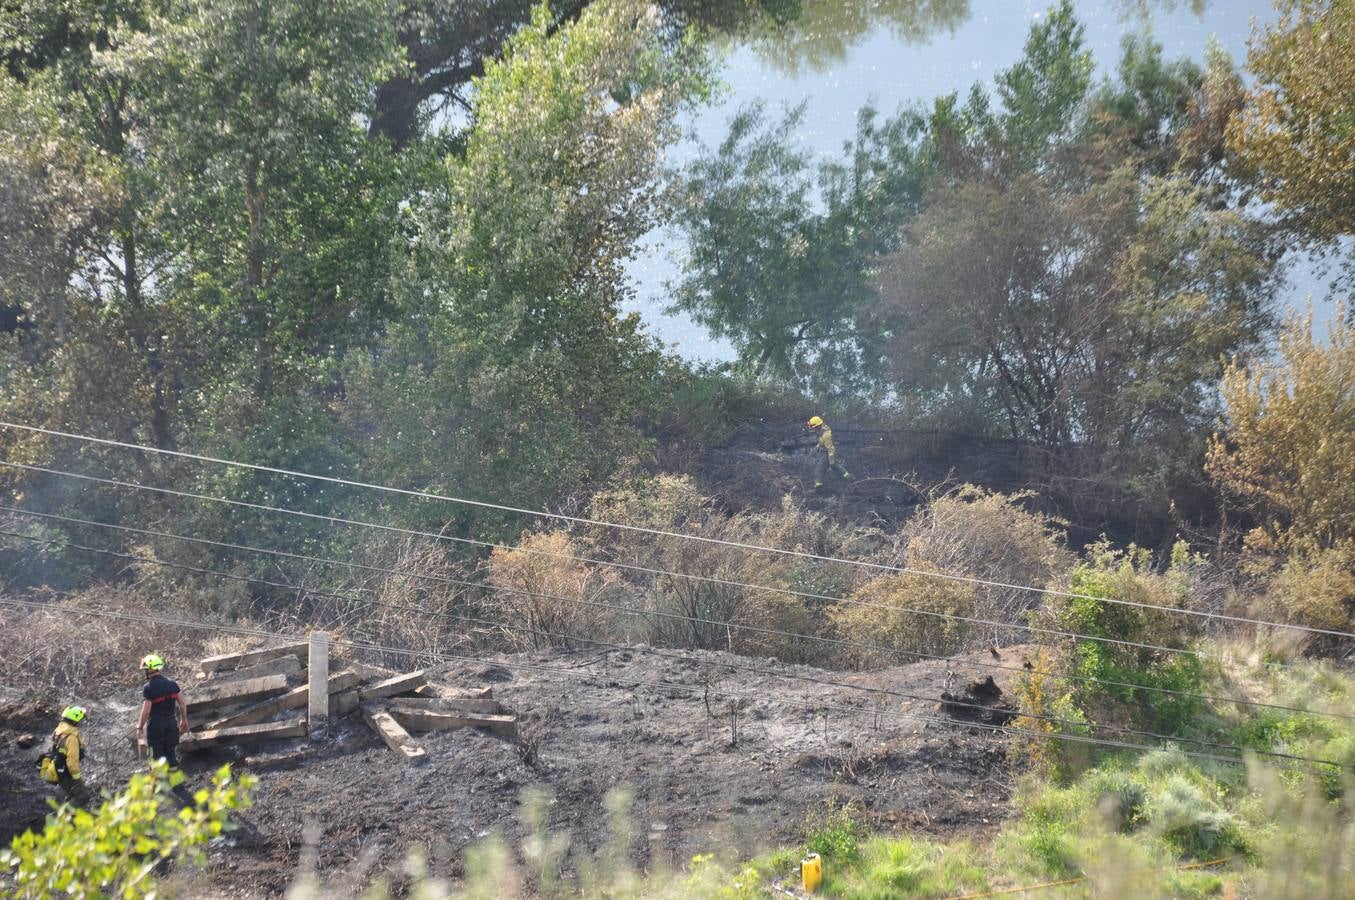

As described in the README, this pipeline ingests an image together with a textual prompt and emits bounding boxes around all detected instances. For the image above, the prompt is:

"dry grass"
[0,587,213,697]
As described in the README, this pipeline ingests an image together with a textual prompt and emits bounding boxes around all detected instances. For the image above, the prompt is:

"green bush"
[803,803,868,864]
[1084,769,1148,832]
[1044,540,1208,736]
[1147,774,1245,858]
[1,761,254,899]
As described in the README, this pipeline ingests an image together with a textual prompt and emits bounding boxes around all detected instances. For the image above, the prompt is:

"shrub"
[1041,540,1206,735]
[898,485,1070,647]
[580,476,854,659]
[1,761,254,899]
[802,802,867,864]
[484,532,616,650]
[1146,773,1244,858]
[1084,769,1148,832]
[831,566,978,662]
[1256,540,1355,640]
[1008,648,1092,778]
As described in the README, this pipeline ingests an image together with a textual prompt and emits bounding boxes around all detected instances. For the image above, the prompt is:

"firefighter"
[807,415,851,489]
[40,705,91,803]
[136,653,188,771]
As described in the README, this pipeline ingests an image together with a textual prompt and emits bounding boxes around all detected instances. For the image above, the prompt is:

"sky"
[624,0,1343,362]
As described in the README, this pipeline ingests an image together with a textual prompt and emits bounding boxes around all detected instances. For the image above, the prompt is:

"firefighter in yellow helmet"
[137,653,188,772]
[40,705,91,803]
[807,416,850,489]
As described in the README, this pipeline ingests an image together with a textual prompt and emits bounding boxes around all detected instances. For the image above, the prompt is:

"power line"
[7,503,1349,725]
[2,420,1344,640]
[3,525,1282,758]
[0,592,1343,773]
[0,460,1260,665]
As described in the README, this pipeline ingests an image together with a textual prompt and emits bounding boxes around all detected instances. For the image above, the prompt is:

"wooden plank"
[388,707,517,738]
[179,718,307,752]
[415,684,493,700]
[357,670,428,702]
[308,632,330,733]
[331,689,362,717]
[242,749,311,771]
[186,673,289,714]
[362,706,427,764]
[202,671,363,731]
[200,641,310,674]
[208,654,302,684]
[385,696,503,715]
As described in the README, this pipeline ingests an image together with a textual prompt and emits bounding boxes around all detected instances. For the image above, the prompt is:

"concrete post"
[308,631,329,738]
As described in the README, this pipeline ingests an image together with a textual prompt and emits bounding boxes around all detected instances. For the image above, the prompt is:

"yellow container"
[801,852,823,893]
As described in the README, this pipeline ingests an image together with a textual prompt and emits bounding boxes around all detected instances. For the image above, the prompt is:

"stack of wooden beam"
[164,637,517,764]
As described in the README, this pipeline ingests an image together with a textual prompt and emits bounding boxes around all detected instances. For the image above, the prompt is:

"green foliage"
[1009,649,1093,778]
[1047,541,1207,735]
[1229,0,1355,250]
[741,0,971,75]
[673,99,925,398]
[0,761,255,899]
[651,361,809,460]
[832,836,986,899]
[803,802,867,864]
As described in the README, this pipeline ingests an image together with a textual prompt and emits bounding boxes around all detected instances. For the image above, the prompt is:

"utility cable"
[0,460,1263,665]
[2,420,1346,640]
[0,592,1343,773]
[2,526,1288,759]
[6,503,1349,725]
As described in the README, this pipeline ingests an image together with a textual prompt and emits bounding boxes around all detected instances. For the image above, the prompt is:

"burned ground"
[0,645,1020,895]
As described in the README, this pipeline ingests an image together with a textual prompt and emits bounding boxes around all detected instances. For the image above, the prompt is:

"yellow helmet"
[807,416,824,428]
[62,706,87,724]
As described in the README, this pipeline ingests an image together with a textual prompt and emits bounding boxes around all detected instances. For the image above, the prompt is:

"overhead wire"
[6,502,1351,725]
[2,420,1348,640]
[2,524,1299,760]
[0,459,1283,666]
[0,590,1343,773]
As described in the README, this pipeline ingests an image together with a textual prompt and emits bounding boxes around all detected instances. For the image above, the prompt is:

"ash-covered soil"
[0,646,1019,896]
[689,422,1033,530]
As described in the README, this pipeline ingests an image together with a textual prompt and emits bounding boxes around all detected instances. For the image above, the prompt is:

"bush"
[1008,648,1092,778]
[1257,540,1355,641]
[1041,540,1207,735]
[802,802,867,864]
[1084,769,1148,832]
[1146,773,1244,858]
[831,567,978,662]
[484,532,617,650]
[897,486,1070,648]
[579,476,866,660]
[1,761,254,899]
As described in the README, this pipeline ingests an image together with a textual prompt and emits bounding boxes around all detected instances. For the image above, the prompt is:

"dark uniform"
[142,672,183,767]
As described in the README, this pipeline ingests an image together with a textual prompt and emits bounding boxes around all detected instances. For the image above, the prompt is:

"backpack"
[37,731,71,784]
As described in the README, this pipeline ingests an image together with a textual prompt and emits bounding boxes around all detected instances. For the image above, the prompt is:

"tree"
[0,762,255,899]
[1207,310,1355,550]
[742,0,971,75]
[1228,0,1355,252]
[673,102,926,397]
[118,0,405,404]
[866,12,1277,520]
[341,0,711,540]
[366,0,796,149]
